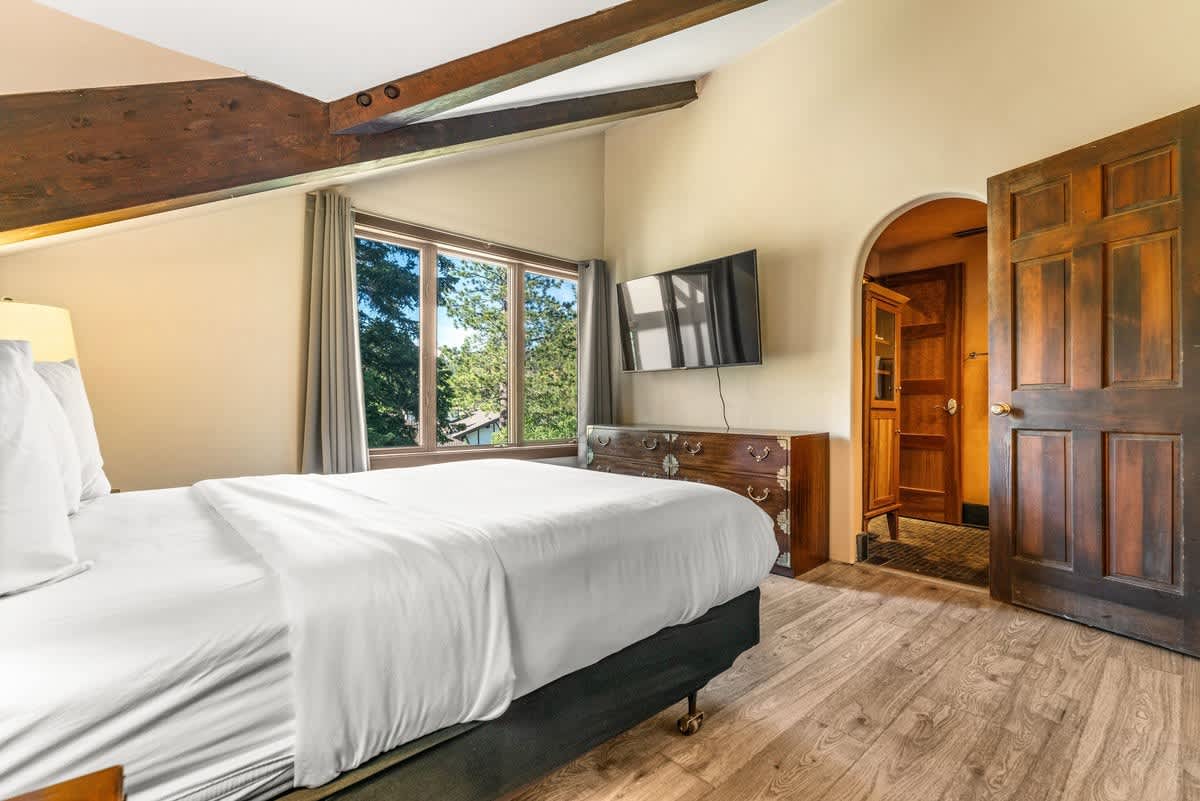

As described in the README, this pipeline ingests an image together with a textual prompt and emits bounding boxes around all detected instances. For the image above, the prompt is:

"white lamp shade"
[0,301,78,363]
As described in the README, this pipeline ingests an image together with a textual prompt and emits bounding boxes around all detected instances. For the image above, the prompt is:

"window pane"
[873,306,896,402]
[524,272,577,441]
[437,253,508,447]
[356,237,421,448]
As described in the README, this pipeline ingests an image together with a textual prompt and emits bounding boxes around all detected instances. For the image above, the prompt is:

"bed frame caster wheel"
[677,710,704,735]
[677,691,704,736]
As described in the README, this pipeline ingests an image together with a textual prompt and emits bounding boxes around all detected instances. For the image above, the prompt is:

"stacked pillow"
[35,359,112,500]
[0,341,111,597]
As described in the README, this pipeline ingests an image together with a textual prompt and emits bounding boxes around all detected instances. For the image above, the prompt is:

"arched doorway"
[858,197,989,586]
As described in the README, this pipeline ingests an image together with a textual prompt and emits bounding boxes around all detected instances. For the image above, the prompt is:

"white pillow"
[0,341,88,597]
[35,359,111,501]
[32,372,82,515]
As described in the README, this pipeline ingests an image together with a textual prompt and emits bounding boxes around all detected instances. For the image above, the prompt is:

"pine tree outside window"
[353,215,578,463]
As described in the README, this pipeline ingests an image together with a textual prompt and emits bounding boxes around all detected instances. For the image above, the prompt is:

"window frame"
[353,213,579,468]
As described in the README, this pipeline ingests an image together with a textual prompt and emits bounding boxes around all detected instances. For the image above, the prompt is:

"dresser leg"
[887,510,900,540]
[677,691,705,736]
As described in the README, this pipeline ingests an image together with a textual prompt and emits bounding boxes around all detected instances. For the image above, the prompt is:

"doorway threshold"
[865,516,988,588]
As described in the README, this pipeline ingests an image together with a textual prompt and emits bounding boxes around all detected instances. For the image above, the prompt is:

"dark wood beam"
[0,80,696,246]
[328,0,764,134]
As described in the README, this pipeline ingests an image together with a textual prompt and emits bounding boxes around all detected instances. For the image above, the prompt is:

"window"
[356,238,421,447]
[437,253,509,446]
[354,215,578,460]
[523,271,577,441]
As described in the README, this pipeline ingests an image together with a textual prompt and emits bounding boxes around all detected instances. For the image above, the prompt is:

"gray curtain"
[302,191,369,474]
[576,259,614,465]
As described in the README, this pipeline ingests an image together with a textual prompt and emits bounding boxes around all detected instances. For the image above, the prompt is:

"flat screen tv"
[616,250,762,372]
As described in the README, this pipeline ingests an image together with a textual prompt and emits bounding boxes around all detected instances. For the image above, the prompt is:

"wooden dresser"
[585,424,829,577]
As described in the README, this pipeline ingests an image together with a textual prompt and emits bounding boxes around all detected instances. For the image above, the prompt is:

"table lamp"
[0,298,79,363]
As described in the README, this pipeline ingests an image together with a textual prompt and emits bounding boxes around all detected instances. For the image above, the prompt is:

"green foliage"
[356,237,577,449]
[523,273,577,441]
[356,238,421,447]
[436,255,509,444]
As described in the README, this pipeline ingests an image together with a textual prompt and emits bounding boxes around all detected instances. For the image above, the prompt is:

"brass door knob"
[990,402,1013,417]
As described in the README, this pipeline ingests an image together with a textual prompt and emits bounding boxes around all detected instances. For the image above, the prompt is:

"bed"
[0,459,776,801]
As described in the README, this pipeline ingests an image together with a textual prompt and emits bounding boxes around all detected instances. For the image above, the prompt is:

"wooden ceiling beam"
[0,79,696,246]
[328,0,765,134]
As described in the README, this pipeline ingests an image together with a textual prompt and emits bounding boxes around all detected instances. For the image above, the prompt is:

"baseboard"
[962,503,989,528]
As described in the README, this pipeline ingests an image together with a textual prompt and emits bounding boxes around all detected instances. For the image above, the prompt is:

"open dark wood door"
[882,265,963,523]
[989,107,1200,656]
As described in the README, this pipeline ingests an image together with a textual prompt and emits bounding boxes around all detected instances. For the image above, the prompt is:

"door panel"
[1013,177,1070,236]
[882,265,963,523]
[866,410,899,510]
[1014,255,1071,388]
[1105,433,1180,590]
[1105,232,1178,386]
[1104,145,1177,214]
[1013,430,1072,567]
[989,107,1199,656]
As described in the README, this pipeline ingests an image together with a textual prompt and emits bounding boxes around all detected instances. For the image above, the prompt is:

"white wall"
[603,0,1200,562]
[0,132,604,490]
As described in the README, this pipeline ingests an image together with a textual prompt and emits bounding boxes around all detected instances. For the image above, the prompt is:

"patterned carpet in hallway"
[866,516,989,587]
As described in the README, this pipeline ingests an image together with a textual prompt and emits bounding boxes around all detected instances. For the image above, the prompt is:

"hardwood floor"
[500,563,1198,801]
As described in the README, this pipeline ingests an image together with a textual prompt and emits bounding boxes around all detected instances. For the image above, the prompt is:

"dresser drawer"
[588,427,672,464]
[675,466,790,555]
[674,431,790,477]
[588,454,672,478]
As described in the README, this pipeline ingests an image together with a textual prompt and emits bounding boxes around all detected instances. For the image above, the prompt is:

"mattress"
[0,488,295,801]
[0,461,775,801]
[325,461,778,697]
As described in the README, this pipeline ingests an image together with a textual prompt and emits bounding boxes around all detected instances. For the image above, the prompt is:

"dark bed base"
[293,587,760,801]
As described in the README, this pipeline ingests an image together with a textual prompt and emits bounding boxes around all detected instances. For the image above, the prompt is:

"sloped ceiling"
[1,0,238,95]
[28,0,835,115]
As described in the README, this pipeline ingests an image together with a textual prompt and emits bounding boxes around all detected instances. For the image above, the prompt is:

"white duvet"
[0,488,293,801]
[193,473,515,787]
[2,459,776,800]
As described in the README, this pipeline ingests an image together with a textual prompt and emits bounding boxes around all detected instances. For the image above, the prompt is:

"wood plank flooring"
[500,563,1198,801]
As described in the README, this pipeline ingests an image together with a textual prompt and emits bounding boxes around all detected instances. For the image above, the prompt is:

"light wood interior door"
[862,282,908,537]
[882,265,963,523]
[989,107,1199,656]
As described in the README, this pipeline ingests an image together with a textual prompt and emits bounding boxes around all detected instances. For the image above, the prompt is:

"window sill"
[369,442,577,470]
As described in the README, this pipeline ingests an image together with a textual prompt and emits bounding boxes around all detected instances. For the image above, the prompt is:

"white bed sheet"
[330,460,778,697]
[0,460,775,801]
[0,489,294,801]
[193,472,516,788]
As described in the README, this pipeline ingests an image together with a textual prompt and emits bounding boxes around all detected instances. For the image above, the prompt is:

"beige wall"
[0,132,604,490]
[872,234,989,507]
[1,0,238,95]
[350,132,604,261]
[603,0,1200,562]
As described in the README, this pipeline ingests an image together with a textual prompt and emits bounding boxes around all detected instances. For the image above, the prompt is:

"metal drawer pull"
[682,440,703,455]
[640,437,659,450]
[747,486,770,502]
[747,444,771,462]
[594,434,611,447]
